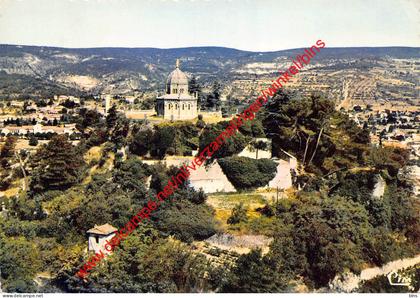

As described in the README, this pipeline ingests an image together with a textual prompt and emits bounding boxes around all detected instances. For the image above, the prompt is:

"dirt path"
[330,254,420,292]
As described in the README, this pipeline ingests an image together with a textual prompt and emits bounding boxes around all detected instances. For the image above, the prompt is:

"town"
[0,0,419,293]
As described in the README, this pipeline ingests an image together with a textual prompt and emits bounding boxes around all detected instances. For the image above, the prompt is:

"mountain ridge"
[0,44,419,98]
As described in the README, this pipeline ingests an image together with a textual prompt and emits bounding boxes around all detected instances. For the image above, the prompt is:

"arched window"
[180,88,184,94]
[188,104,191,110]
[182,104,185,110]
[175,104,178,109]
[169,103,172,109]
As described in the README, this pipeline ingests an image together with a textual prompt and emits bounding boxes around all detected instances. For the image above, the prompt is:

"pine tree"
[188,76,202,99]
[110,115,130,150]
[206,81,222,109]
[30,135,86,193]
[106,104,118,129]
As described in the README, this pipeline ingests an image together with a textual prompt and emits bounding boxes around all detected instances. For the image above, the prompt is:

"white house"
[87,223,117,254]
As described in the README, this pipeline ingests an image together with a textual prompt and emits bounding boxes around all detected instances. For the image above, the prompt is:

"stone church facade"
[156,59,198,120]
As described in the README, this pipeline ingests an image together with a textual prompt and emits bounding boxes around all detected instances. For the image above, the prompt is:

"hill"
[0,44,419,98]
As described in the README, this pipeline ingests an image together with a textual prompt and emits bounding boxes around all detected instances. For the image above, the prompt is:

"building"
[0,123,77,136]
[188,161,237,193]
[87,223,117,254]
[156,59,198,120]
[104,94,112,116]
[141,157,236,193]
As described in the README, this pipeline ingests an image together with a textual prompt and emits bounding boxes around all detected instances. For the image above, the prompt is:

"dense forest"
[0,90,418,293]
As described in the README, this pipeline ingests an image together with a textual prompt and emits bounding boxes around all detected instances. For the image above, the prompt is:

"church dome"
[166,59,189,94]
[167,68,189,86]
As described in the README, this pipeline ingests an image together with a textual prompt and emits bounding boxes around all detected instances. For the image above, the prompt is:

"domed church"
[156,59,198,120]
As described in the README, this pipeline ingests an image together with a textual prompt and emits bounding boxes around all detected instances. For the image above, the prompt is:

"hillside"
[0,44,419,98]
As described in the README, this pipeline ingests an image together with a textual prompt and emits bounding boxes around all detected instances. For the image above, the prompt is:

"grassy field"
[207,192,268,233]
[206,189,293,236]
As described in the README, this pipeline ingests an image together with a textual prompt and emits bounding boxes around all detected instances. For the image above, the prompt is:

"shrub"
[156,200,217,242]
[28,135,38,146]
[218,157,277,190]
[227,202,248,225]
[256,204,275,217]
[196,114,206,128]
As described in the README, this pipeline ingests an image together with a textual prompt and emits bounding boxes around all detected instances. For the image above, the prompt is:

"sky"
[0,0,419,51]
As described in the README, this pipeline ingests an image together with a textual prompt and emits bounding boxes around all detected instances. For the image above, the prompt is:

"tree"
[227,202,248,225]
[155,199,217,242]
[199,121,250,162]
[385,185,419,243]
[129,127,154,156]
[263,92,335,166]
[139,97,155,110]
[104,105,130,150]
[261,90,374,179]
[28,135,38,146]
[196,114,206,129]
[151,123,200,158]
[61,99,77,109]
[152,125,176,158]
[189,76,202,102]
[63,231,213,293]
[73,176,134,231]
[0,234,41,292]
[109,115,130,150]
[106,104,118,129]
[36,99,47,107]
[272,193,376,287]
[112,157,151,194]
[140,238,211,292]
[76,109,103,133]
[251,140,268,159]
[85,128,107,148]
[223,249,290,292]
[0,135,17,168]
[30,135,86,193]
[206,81,222,109]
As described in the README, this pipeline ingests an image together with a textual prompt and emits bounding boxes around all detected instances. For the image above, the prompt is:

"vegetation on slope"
[0,90,418,293]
